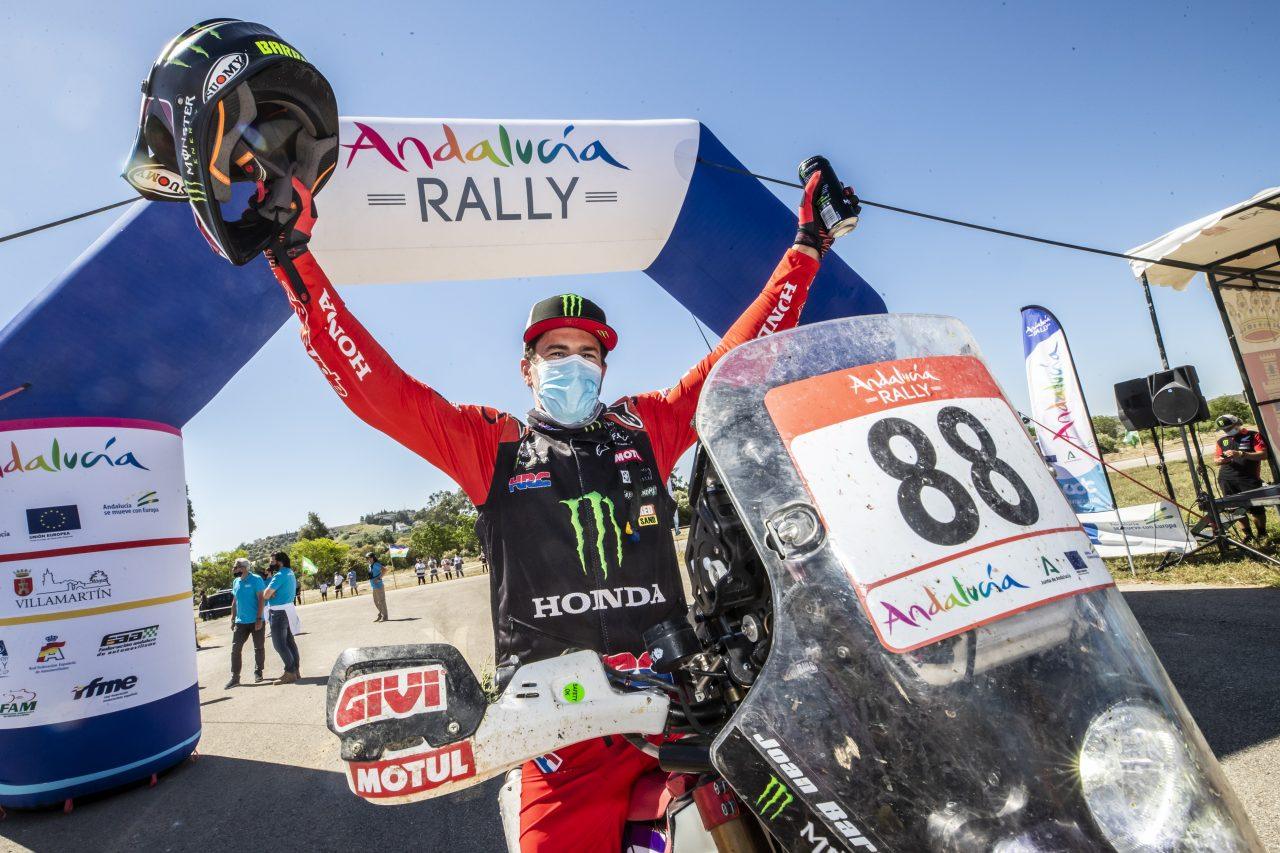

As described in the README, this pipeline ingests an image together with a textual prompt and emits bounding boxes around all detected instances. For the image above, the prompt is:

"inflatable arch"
[0,118,884,807]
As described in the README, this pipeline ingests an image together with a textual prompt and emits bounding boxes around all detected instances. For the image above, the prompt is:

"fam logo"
[0,436,149,481]
[203,52,247,102]
[848,364,943,407]
[508,472,551,493]
[102,490,161,517]
[72,674,139,703]
[332,666,447,733]
[13,568,112,610]
[98,625,159,656]
[25,504,81,541]
[0,688,36,718]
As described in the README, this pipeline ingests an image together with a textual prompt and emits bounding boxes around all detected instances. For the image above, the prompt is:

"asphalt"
[1,577,1276,852]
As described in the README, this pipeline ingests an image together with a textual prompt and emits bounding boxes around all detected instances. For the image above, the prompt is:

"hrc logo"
[508,471,552,493]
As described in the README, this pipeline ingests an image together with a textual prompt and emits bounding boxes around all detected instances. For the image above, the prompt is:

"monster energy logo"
[561,294,584,317]
[560,491,622,578]
[756,776,793,820]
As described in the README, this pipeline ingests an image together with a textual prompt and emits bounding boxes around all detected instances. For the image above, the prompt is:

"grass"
[1101,456,1280,588]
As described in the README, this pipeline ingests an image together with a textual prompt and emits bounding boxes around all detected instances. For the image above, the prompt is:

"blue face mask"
[534,354,603,426]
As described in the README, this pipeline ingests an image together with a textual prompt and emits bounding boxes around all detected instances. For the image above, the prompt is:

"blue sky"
[1,1,1275,557]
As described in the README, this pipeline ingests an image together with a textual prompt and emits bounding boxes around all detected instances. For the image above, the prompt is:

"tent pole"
[1141,273,1172,370]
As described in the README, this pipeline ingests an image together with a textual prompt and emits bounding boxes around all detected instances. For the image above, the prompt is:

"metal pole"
[1141,274,1172,370]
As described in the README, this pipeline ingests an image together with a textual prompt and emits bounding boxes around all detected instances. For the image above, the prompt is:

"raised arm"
[266,179,516,504]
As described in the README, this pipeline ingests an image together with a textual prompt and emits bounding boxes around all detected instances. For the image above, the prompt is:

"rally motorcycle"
[326,315,1262,852]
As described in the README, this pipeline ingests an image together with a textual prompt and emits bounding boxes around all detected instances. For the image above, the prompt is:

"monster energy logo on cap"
[561,491,623,578]
[757,776,793,820]
[561,294,584,317]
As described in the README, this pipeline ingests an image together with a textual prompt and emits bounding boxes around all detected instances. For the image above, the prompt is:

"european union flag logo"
[26,505,81,535]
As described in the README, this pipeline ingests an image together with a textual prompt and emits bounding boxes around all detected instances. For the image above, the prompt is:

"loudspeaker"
[1115,378,1160,431]
[1148,365,1210,426]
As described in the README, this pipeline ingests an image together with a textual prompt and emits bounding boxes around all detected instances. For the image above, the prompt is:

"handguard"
[326,645,670,805]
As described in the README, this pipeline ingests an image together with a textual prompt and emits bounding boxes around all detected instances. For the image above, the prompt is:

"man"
[415,559,427,585]
[262,552,301,683]
[367,552,389,622]
[429,557,440,583]
[1214,414,1270,540]
[347,567,359,595]
[258,160,852,850]
[333,570,344,598]
[226,557,265,688]
[453,554,465,578]
[320,580,329,601]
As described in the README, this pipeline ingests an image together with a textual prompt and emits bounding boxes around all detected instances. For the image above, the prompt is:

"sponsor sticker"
[508,471,551,492]
[347,742,475,800]
[203,52,248,102]
[98,625,159,656]
[0,688,36,718]
[765,355,1112,653]
[333,666,447,732]
[25,505,81,541]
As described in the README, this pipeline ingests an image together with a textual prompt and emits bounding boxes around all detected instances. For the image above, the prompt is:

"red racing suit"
[269,246,819,851]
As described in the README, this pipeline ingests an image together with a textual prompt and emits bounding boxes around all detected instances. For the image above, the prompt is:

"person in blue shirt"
[366,552,389,622]
[262,552,301,683]
[226,557,266,689]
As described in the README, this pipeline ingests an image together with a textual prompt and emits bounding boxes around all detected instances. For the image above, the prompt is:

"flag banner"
[299,556,319,576]
[389,545,409,559]
[1220,286,1280,462]
[1021,306,1116,513]
[1078,501,1192,557]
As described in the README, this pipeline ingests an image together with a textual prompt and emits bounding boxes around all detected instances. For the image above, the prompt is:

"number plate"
[765,355,1113,653]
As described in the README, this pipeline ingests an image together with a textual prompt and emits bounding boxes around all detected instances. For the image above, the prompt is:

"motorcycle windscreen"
[696,315,1260,853]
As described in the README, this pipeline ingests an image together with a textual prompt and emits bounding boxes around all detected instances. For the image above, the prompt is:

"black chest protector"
[477,404,686,666]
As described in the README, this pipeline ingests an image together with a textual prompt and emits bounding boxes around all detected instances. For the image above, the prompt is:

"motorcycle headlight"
[1078,702,1197,852]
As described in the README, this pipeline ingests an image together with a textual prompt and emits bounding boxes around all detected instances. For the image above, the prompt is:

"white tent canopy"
[1127,187,1280,290]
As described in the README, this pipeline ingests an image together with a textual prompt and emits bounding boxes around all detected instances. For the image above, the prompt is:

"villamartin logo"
[343,122,629,172]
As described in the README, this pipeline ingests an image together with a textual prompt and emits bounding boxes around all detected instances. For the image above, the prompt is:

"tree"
[291,538,351,587]
[1091,415,1123,440]
[186,485,197,536]
[1208,395,1252,425]
[191,549,248,595]
[410,522,457,561]
[299,511,331,540]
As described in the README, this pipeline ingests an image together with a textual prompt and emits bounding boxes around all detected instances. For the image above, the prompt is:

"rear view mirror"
[326,644,487,762]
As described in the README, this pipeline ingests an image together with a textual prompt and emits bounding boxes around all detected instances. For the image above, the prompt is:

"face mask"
[534,354,603,426]
[1225,427,1240,437]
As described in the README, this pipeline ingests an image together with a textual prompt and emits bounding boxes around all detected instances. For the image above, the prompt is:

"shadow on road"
[0,755,505,853]
[1123,585,1280,758]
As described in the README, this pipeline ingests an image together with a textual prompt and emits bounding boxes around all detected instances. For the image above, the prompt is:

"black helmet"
[1216,414,1244,430]
[123,19,339,264]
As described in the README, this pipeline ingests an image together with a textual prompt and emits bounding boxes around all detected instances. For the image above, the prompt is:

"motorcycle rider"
[262,164,855,850]
[121,18,857,848]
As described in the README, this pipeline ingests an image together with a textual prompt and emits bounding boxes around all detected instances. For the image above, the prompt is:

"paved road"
[2,579,1276,851]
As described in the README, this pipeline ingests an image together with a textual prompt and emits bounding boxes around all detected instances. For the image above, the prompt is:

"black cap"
[1216,414,1243,430]
[524,294,617,352]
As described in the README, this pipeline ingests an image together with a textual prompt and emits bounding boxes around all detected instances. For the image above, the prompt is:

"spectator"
[348,567,359,595]
[443,556,453,581]
[479,550,488,574]
[333,570,344,599]
[428,557,440,583]
[226,557,265,688]
[415,559,427,585]
[453,554,464,578]
[366,552,389,622]
[320,580,329,602]
[294,581,303,606]
[262,552,301,684]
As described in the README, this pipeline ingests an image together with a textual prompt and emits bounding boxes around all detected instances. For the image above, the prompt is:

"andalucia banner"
[1021,305,1116,514]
